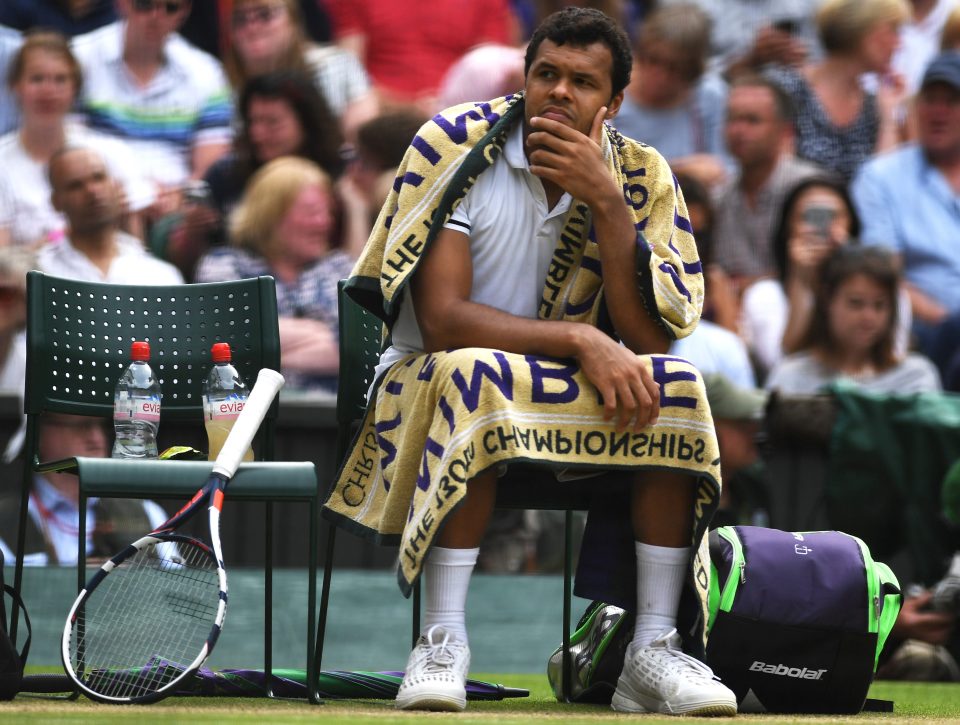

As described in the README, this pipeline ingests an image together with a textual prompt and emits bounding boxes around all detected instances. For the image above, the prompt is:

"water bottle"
[112,341,161,459]
[203,342,254,462]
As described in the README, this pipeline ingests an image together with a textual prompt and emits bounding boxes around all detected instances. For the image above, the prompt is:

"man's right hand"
[573,325,660,432]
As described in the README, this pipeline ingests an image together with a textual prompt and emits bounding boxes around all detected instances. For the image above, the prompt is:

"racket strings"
[69,538,221,700]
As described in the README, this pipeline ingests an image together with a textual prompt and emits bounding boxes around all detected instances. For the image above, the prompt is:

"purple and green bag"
[706,526,902,713]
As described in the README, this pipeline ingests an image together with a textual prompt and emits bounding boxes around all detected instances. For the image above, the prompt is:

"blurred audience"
[661,0,818,79]
[195,157,353,392]
[765,0,910,183]
[711,73,823,285]
[851,51,960,390]
[325,0,515,113]
[225,0,377,138]
[765,245,940,394]
[39,146,183,284]
[0,0,116,37]
[0,247,33,396]
[891,0,957,95]
[0,31,155,248]
[157,70,343,279]
[339,108,428,257]
[0,412,172,566]
[672,173,756,388]
[0,25,22,136]
[70,0,233,214]
[435,43,525,110]
[614,3,730,189]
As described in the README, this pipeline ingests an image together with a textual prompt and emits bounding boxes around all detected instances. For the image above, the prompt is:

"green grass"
[4,672,960,724]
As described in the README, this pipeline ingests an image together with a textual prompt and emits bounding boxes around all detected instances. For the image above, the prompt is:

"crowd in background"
[0,0,960,679]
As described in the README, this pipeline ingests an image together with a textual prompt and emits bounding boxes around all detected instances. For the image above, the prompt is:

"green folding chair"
[11,272,323,703]
[314,280,591,700]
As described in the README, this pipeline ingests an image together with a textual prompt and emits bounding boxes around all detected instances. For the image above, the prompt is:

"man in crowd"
[0,413,169,565]
[39,146,183,284]
[852,50,960,389]
[70,0,232,209]
[711,73,822,287]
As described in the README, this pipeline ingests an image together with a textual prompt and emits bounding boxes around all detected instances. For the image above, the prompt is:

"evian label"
[115,395,161,423]
[205,396,245,422]
[749,661,827,680]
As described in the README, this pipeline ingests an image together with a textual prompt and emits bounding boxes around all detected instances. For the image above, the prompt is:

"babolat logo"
[750,661,827,680]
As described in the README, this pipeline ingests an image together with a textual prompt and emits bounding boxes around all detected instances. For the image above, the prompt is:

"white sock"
[423,546,478,645]
[633,541,691,649]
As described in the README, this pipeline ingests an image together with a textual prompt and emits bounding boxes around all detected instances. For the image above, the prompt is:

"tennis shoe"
[611,628,737,716]
[395,625,470,711]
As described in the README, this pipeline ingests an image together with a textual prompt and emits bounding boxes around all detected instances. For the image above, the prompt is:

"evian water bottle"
[112,341,161,459]
[203,342,254,462]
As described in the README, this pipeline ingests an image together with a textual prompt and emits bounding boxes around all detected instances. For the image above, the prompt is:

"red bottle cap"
[130,341,150,361]
[211,342,232,363]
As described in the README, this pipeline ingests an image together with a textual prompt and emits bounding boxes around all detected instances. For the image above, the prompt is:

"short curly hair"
[524,7,632,97]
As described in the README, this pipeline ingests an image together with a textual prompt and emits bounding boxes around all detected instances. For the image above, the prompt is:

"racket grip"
[212,368,285,479]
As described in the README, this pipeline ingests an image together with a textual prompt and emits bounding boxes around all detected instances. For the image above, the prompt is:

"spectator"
[195,157,353,392]
[739,175,860,375]
[338,108,427,257]
[942,3,960,50]
[157,70,343,279]
[0,0,116,37]
[39,146,183,285]
[0,31,155,248]
[325,0,514,113]
[765,245,940,394]
[614,3,730,189]
[70,0,233,209]
[660,0,818,80]
[711,73,823,284]
[891,0,958,95]
[0,25,22,136]
[0,412,173,566]
[851,50,960,390]
[765,0,910,183]
[225,0,377,138]
[435,43,525,110]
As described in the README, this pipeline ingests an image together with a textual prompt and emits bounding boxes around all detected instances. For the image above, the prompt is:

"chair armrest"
[73,458,318,501]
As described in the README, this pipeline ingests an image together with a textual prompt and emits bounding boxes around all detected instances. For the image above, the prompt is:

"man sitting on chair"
[0,413,170,566]
[324,7,736,716]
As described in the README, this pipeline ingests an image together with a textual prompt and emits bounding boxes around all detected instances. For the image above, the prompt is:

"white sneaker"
[611,629,737,716]
[395,625,470,711]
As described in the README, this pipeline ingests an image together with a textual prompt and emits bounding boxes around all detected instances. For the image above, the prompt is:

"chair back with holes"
[24,272,280,423]
[334,280,381,433]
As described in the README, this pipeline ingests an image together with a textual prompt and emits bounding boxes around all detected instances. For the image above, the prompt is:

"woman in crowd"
[765,245,940,394]
[765,0,910,182]
[0,30,153,247]
[225,0,377,137]
[195,157,353,393]
[741,175,912,378]
[614,3,730,189]
[160,70,343,278]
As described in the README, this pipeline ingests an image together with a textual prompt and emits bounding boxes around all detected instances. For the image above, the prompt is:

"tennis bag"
[0,549,31,700]
[547,526,902,713]
[706,526,901,713]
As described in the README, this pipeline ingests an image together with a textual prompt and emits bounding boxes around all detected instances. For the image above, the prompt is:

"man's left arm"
[527,109,672,355]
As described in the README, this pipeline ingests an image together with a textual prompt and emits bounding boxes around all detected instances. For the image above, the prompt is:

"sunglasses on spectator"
[232,4,286,28]
[132,0,185,15]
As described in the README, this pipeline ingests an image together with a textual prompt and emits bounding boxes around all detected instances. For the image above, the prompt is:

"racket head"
[61,531,226,704]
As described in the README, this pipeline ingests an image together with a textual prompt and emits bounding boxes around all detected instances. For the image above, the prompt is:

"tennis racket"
[61,368,285,704]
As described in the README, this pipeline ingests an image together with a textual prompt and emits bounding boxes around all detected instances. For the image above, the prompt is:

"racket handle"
[212,368,285,479]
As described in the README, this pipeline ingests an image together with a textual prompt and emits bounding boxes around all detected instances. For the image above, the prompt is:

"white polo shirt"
[71,21,233,187]
[37,231,184,286]
[378,121,575,376]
